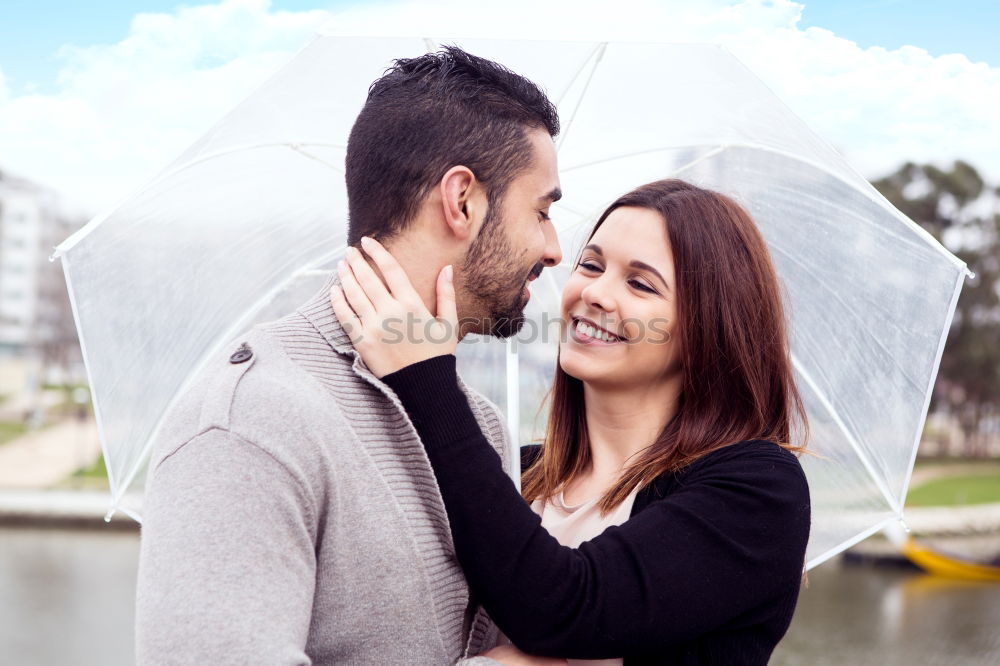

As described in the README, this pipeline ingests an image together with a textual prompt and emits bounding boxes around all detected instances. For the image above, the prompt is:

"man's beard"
[461,205,535,339]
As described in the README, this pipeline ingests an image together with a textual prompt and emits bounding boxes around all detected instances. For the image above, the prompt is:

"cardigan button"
[229,343,253,364]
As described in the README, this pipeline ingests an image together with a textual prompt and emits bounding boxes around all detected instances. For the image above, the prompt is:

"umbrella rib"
[668,146,728,178]
[556,43,606,153]
[561,143,735,173]
[805,514,899,571]
[554,42,604,107]
[505,342,520,492]
[897,268,967,518]
[765,178,951,269]
[58,256,121,503]
[561,142,967,274]
[288,144,343,172]
[52,142,346,258]
[768,243,925,395]
[553,145,724,225]
[108,245,348,513]
[161,142,347,180]
[791,354,901,516]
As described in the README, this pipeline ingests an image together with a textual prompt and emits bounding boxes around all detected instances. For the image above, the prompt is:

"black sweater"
[382,355,811,665]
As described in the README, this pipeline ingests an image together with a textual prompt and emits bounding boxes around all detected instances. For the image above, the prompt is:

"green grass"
[50,453,110,491]
[915,458,1000,468]
[41,382,89,392]
[73,454,109,480]
[906,474,1000,507]
[0,421,28,446]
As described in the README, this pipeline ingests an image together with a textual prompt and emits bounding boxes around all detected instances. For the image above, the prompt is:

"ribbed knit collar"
[282,271,509,659]
[296,274,356,356]
[293,271,504,474]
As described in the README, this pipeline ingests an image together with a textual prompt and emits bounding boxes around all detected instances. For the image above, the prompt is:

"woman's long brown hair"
[521,179,809,514]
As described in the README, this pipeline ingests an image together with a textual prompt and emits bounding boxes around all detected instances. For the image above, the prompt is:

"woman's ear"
[440,166,483,241]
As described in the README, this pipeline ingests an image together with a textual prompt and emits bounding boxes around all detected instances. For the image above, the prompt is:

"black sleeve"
[383,355,811,659]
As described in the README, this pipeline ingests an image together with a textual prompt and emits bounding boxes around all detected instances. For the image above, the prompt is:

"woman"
[332,179,811,665]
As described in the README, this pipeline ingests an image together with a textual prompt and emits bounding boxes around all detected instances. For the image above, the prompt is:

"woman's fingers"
[336,258,376,323]
[329,285,364,345]
[359,236,426,308]
[343,245,393,310]
[436,265,458,325]
[329,251,460,378]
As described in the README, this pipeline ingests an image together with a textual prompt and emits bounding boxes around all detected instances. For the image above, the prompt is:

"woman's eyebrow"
[582,244,670,291]
[629,260,669,290]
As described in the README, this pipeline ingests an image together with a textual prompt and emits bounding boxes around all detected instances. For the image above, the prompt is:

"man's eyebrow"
[581,244,670,291]
[539,187,562,204]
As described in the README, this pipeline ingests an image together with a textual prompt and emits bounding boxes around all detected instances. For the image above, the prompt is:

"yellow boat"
[902,537,1000,582]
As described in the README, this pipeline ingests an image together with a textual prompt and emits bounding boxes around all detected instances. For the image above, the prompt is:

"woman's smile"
[569,316,625,346]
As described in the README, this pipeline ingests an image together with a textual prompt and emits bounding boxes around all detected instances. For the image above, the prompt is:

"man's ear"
[440,165,484,241]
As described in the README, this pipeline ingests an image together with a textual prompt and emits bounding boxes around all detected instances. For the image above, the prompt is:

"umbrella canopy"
[54,36,969,568]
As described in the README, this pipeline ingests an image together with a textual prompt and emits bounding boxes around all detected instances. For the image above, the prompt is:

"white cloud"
[0,0,331,212]
[322,0,801,43]
[322,0,1000,182]
[720,24,1000,185]
[1,0,999,214]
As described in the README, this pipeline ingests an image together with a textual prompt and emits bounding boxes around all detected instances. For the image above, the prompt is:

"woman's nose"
[581,276,616,312]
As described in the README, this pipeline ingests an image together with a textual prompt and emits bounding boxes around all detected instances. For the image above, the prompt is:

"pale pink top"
[528,487,640,666]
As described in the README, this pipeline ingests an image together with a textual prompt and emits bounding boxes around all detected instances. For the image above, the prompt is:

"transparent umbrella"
[54,36,969,568]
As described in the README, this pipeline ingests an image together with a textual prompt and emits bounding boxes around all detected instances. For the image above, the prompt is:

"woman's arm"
[383,355,811,659]
[331,237,810,658]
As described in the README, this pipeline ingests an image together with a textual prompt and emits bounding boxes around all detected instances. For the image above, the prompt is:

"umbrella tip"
[104,506,117,523]
[883,519,910,546]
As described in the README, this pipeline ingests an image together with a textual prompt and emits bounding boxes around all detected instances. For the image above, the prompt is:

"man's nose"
[540,220,562,267]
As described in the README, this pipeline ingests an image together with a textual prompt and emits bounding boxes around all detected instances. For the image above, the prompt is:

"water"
[1,526,139,666]
[773,561,1000,665]
[1,526,998,665]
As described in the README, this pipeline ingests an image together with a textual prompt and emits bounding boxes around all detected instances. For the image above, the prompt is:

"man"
[135,46,562,665]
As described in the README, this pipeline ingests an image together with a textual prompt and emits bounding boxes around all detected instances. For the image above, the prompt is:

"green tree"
[873,161,1000,457]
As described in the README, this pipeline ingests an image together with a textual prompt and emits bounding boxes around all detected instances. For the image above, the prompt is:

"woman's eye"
[577,261,601,272]
[629,279,657,294]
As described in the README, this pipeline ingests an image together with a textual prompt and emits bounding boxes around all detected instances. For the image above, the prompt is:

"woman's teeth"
[577,320,618,343]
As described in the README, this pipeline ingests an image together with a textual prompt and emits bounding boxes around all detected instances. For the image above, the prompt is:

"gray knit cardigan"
[135,283,507,665]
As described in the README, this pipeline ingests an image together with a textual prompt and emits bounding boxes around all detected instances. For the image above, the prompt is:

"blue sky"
[2,0,998,94]
[0,0,353,92]
[797,0,999,65]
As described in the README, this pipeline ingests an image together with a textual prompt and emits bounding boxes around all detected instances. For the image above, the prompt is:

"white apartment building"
[0,170,79,361]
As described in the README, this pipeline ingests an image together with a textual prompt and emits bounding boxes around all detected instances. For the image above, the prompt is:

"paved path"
[0,391,63,422]
[903,501,1000,535]
[0,418,101,489]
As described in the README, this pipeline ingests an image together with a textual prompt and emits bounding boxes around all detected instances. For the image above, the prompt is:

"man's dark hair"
[345,46,560,245]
